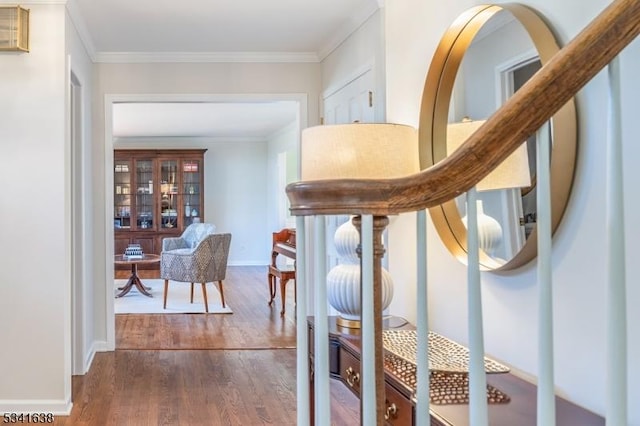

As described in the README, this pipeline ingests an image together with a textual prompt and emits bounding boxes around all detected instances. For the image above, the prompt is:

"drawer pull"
[345,366,360,387]
[384,402,398,420]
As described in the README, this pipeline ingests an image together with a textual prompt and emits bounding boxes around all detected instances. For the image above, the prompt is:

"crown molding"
[12,0,377,65]
[94,51,320,63]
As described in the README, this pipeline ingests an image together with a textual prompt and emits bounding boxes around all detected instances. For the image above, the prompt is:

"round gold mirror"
[419,4,576,271]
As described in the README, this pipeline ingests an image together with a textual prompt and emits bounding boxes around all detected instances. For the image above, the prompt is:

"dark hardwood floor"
[115,266,297,350]
[54,266,359,425]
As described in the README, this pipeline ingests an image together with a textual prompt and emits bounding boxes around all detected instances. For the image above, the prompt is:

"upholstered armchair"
[160,223,232,313]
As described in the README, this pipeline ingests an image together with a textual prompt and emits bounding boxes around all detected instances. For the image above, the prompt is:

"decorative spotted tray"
[382,330,511,405]
[382,330,509,373]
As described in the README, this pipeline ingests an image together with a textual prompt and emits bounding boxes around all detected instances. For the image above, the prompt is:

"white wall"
[0,4,72,414]
[385,0,640,422]
[321,8,386,122]
[93,62,320,345]
[266,121,299,234]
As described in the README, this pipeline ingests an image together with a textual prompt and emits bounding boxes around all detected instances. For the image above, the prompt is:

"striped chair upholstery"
[160,224,231,313]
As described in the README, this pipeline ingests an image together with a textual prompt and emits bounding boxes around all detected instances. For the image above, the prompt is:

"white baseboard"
[0,399,72,416]
[81,341,104,375]
[228,261,268,266]
[93,340,109,352]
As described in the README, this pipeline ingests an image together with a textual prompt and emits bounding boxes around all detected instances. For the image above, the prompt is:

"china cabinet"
[114,149,206,267]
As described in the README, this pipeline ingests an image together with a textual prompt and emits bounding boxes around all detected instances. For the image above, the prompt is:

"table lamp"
[301,123,419,328]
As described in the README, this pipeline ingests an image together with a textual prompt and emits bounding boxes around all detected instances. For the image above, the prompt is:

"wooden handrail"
[287,0,640,216]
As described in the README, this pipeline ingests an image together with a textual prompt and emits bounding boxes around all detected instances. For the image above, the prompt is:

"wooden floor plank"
[115,266,297,350]
[53,266,359,425]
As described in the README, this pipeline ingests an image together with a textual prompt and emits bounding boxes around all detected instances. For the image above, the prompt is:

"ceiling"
[70,0,380,139]
[71,0,380,62]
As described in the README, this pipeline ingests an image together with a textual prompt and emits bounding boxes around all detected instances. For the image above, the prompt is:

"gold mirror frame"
[419,4,577,271]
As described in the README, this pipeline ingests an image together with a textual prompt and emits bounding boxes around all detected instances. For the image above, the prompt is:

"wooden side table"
[114,254,160,298]
[307,317,604,426]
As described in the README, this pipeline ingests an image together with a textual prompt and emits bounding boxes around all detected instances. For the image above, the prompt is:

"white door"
[323,69,374,125]
[322,69,376,269]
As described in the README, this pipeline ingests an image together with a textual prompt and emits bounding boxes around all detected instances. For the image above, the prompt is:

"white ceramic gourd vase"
[462,199,503,256]
[326,218,394,328]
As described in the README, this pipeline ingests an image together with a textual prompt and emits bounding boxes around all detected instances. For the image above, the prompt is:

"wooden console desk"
[308,317,603,426]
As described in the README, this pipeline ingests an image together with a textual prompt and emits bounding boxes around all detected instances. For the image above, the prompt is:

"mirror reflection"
[448,10,539,265]
[419,4,577,271]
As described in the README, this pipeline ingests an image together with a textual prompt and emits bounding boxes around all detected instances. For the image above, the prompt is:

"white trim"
[103,93,308,350]
[69,64,85,377]
[93,340,110,353]
[227,261,270,267]
[95,51,320,64]
[104,97,116,351]
[82,342,97,375]
[0,400,73,416]
[63,54,73,413]
[494,49,538,109]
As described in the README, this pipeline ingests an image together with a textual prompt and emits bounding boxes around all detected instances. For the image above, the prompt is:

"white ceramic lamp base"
[326,219,394,328]
[462,200,503,256]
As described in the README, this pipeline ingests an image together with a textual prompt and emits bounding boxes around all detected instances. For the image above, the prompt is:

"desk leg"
[115,264,153,298]
[310,356,315,426]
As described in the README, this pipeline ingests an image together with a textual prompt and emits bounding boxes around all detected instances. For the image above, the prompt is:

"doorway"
[103,94,307,349]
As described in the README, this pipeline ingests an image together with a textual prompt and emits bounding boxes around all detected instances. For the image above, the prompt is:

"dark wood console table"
[308,317,603,426]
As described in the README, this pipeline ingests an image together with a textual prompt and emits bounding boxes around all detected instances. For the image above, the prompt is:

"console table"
[307,317,604,426]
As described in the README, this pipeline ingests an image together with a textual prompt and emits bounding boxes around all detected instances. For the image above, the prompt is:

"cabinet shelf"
[114,149,206,262]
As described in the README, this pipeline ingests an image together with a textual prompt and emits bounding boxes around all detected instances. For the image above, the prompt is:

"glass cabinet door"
[182,159,202,226]
[160,160,179,229]
[135,159,154,230]
[114,160,131,229]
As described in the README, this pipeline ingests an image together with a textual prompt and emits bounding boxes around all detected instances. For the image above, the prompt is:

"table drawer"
[340,348,361,396]
[384,382,413,425]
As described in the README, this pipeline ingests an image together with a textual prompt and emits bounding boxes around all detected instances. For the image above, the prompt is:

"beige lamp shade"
[301,123,420,180]
[447,120,531,191]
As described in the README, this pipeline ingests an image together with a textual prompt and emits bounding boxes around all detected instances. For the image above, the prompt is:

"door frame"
[103,93,308,349]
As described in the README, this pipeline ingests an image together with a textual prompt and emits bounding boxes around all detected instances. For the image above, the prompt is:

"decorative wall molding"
[94,51,320,64]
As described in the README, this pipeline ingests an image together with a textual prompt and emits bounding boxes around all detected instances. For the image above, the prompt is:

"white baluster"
[466,187,489,426]
[360,214,376,425]
[314,216,330,426]
[606,56,627,426]
[296,216,310,426]
[536,121,555,426]
[416,209,430,426]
